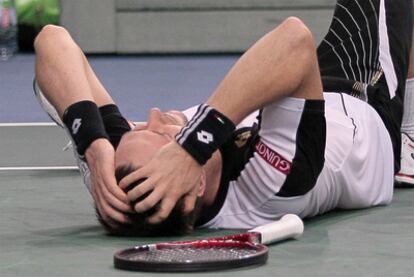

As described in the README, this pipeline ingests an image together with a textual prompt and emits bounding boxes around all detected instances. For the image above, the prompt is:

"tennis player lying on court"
[33,0,413,235]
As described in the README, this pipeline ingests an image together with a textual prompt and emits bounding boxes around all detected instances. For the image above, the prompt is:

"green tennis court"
[1,124,414,276]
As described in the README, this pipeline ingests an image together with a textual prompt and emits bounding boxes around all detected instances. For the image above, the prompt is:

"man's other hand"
[119,141,202,224]
[85,139,133,227]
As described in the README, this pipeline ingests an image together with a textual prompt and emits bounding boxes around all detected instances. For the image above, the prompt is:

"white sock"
[401,78,414,139]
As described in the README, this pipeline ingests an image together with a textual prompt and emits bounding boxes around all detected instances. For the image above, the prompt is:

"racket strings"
[127,246,260,263]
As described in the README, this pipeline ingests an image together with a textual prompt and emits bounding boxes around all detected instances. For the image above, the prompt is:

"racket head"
[114,240,268,272]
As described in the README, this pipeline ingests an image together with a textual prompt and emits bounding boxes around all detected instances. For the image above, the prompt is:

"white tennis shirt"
[184,93,394,229]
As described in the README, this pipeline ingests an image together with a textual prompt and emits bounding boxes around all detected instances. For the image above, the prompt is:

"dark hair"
[96,164,202,237]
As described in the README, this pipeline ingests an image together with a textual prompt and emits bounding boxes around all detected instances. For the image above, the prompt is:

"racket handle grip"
[250,214,304,245]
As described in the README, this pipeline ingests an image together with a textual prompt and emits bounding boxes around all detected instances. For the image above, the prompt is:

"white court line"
[0,122,145,127]
[0,166,78,171]
[0,122,57,127]
[0,123,74,171]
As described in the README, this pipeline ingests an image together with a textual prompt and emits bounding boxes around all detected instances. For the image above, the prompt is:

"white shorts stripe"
[379,0,398,98]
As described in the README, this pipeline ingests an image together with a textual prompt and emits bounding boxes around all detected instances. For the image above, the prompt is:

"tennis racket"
[113,214,304,272]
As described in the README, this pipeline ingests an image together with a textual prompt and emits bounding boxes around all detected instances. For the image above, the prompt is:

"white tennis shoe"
[33,80,64,127]
[395,133,414,187]
[33,80,92,193]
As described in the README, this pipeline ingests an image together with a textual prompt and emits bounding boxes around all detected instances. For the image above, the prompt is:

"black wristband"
[63,101,109,157]
[175,104,235,165]
[99,104,131,149]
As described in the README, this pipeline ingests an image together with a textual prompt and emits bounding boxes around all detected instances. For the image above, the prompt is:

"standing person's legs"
[401,27,414,136]
[317,0,412,94]
[396,26,414,185]
[317,0,412,174]
[318,0,382,86]
[409,27,414,79]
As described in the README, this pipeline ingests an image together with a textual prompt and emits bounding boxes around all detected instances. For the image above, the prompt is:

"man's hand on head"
[85,138,134,226]
[119,141,203,224]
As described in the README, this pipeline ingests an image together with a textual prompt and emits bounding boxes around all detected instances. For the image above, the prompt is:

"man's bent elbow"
[34,24,71,52]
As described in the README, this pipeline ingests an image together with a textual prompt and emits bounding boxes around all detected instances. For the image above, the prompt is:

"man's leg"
[317,0,412,175]
[410,27,414,79]
[396,27,414,186]
[318,0,412,94]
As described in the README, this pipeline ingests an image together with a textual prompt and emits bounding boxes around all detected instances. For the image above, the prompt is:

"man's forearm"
[206,17,323,125]
[34,25,114,117]
[175,18,323,167]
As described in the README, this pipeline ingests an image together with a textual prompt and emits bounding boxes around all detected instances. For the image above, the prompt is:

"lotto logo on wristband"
[72,118,82,134]
[62,101,109,156]
[197,130,214,144]
[175,104,235,165]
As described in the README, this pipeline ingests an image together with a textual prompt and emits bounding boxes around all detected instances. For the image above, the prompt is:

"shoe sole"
[395,173,414,188]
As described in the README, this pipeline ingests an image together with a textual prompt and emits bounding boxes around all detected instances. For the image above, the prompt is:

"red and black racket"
[113,214,304,272]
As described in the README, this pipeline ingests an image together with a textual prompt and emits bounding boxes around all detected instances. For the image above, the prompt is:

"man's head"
[96,164,202,236]
[98,108,205,236]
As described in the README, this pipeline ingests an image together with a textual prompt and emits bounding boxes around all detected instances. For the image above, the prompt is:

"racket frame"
[114,236,268,272]
[114,214,304,272]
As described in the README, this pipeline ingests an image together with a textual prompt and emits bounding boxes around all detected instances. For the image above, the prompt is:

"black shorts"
[317,0,413,173]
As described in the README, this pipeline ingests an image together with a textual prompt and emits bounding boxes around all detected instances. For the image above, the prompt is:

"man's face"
[115,108,187,170]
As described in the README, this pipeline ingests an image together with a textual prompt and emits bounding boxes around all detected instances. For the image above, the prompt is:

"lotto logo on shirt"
[255,140,291,175]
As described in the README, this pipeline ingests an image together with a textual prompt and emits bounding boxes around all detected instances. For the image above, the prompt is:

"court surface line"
[0,166,78,171]
[0,122,56,127]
